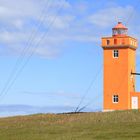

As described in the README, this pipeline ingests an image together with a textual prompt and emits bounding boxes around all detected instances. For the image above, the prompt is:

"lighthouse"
[101,22,140,111]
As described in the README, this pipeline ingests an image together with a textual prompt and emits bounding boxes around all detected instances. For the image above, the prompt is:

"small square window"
[113,50,119,58]
[114,39,117,45]
[113,95,119,103]
[107,40,110,45]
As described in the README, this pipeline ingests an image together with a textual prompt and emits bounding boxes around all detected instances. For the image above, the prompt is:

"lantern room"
[112,22,128,36]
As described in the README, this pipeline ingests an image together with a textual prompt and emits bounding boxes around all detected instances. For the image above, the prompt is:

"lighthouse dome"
[112,22,128,36]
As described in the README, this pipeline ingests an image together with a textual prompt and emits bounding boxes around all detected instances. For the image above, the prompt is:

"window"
[113,95,119,103]
[112,29,127,36]
[107,40,110,45]
[113,50,119,58]
[134,41,136,46]
[114,39,117,45]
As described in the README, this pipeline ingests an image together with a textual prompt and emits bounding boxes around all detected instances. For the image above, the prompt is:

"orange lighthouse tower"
[101,22,140,111]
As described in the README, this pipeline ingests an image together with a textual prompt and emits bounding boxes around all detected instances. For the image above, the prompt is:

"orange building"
[101,22,140,111]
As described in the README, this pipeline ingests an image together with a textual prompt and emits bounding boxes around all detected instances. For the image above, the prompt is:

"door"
[132,97,138,109]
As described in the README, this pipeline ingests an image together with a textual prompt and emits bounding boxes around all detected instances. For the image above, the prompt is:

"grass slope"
[0,110,140,140]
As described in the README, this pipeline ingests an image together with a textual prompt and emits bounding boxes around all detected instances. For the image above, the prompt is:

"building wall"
[102,36,137,48]
[103,47,129,110]
[102,35,137,111]
[128,48,136,109]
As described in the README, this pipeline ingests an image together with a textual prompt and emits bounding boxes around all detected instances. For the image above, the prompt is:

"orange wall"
[102,36,137,48]
[102,36,137,111]
[128,48,136,108]
[103,48,129,110]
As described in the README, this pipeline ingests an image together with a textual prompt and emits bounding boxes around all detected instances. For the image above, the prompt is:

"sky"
[0,0,140,117]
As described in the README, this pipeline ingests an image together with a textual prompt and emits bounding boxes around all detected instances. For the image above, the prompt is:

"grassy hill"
[0,110,140,140]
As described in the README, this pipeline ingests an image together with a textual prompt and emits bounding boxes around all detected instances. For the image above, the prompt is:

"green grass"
[0,110,140,140]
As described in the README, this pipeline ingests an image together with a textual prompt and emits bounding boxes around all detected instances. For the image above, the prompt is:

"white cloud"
[0,1,137,58]
[88,5,134,28]
[0,0,39,19]
[22,90,81,99]
[0,0,73,57]
[12,19,24,29]
[43,15,75,30]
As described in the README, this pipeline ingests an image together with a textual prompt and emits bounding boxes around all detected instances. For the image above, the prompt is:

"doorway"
[131,97,138,109]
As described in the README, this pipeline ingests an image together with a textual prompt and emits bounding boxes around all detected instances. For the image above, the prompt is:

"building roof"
[112,22,128,30]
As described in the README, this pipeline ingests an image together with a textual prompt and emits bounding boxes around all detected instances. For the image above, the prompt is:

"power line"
[76,0,140,113]
[0,0,52,99]
[126,0,140,25]
[78,66,129,112]
[77,91,102,112]
[0,1,64,100]
[0,0,65,101]
[75,63,103,112]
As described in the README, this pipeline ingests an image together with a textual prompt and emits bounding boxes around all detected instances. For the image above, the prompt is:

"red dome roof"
[113,22,128,29]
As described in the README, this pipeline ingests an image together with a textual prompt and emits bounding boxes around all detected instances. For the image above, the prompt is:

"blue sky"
[0,0,140,116]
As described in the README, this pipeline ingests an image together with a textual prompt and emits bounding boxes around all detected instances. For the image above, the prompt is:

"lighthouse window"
[113,50,119,58]
[107,40,110,45]
[114,39,117,45]
[113,95,119,103]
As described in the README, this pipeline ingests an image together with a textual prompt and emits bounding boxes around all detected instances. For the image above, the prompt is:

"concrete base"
[103,109,115,112]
